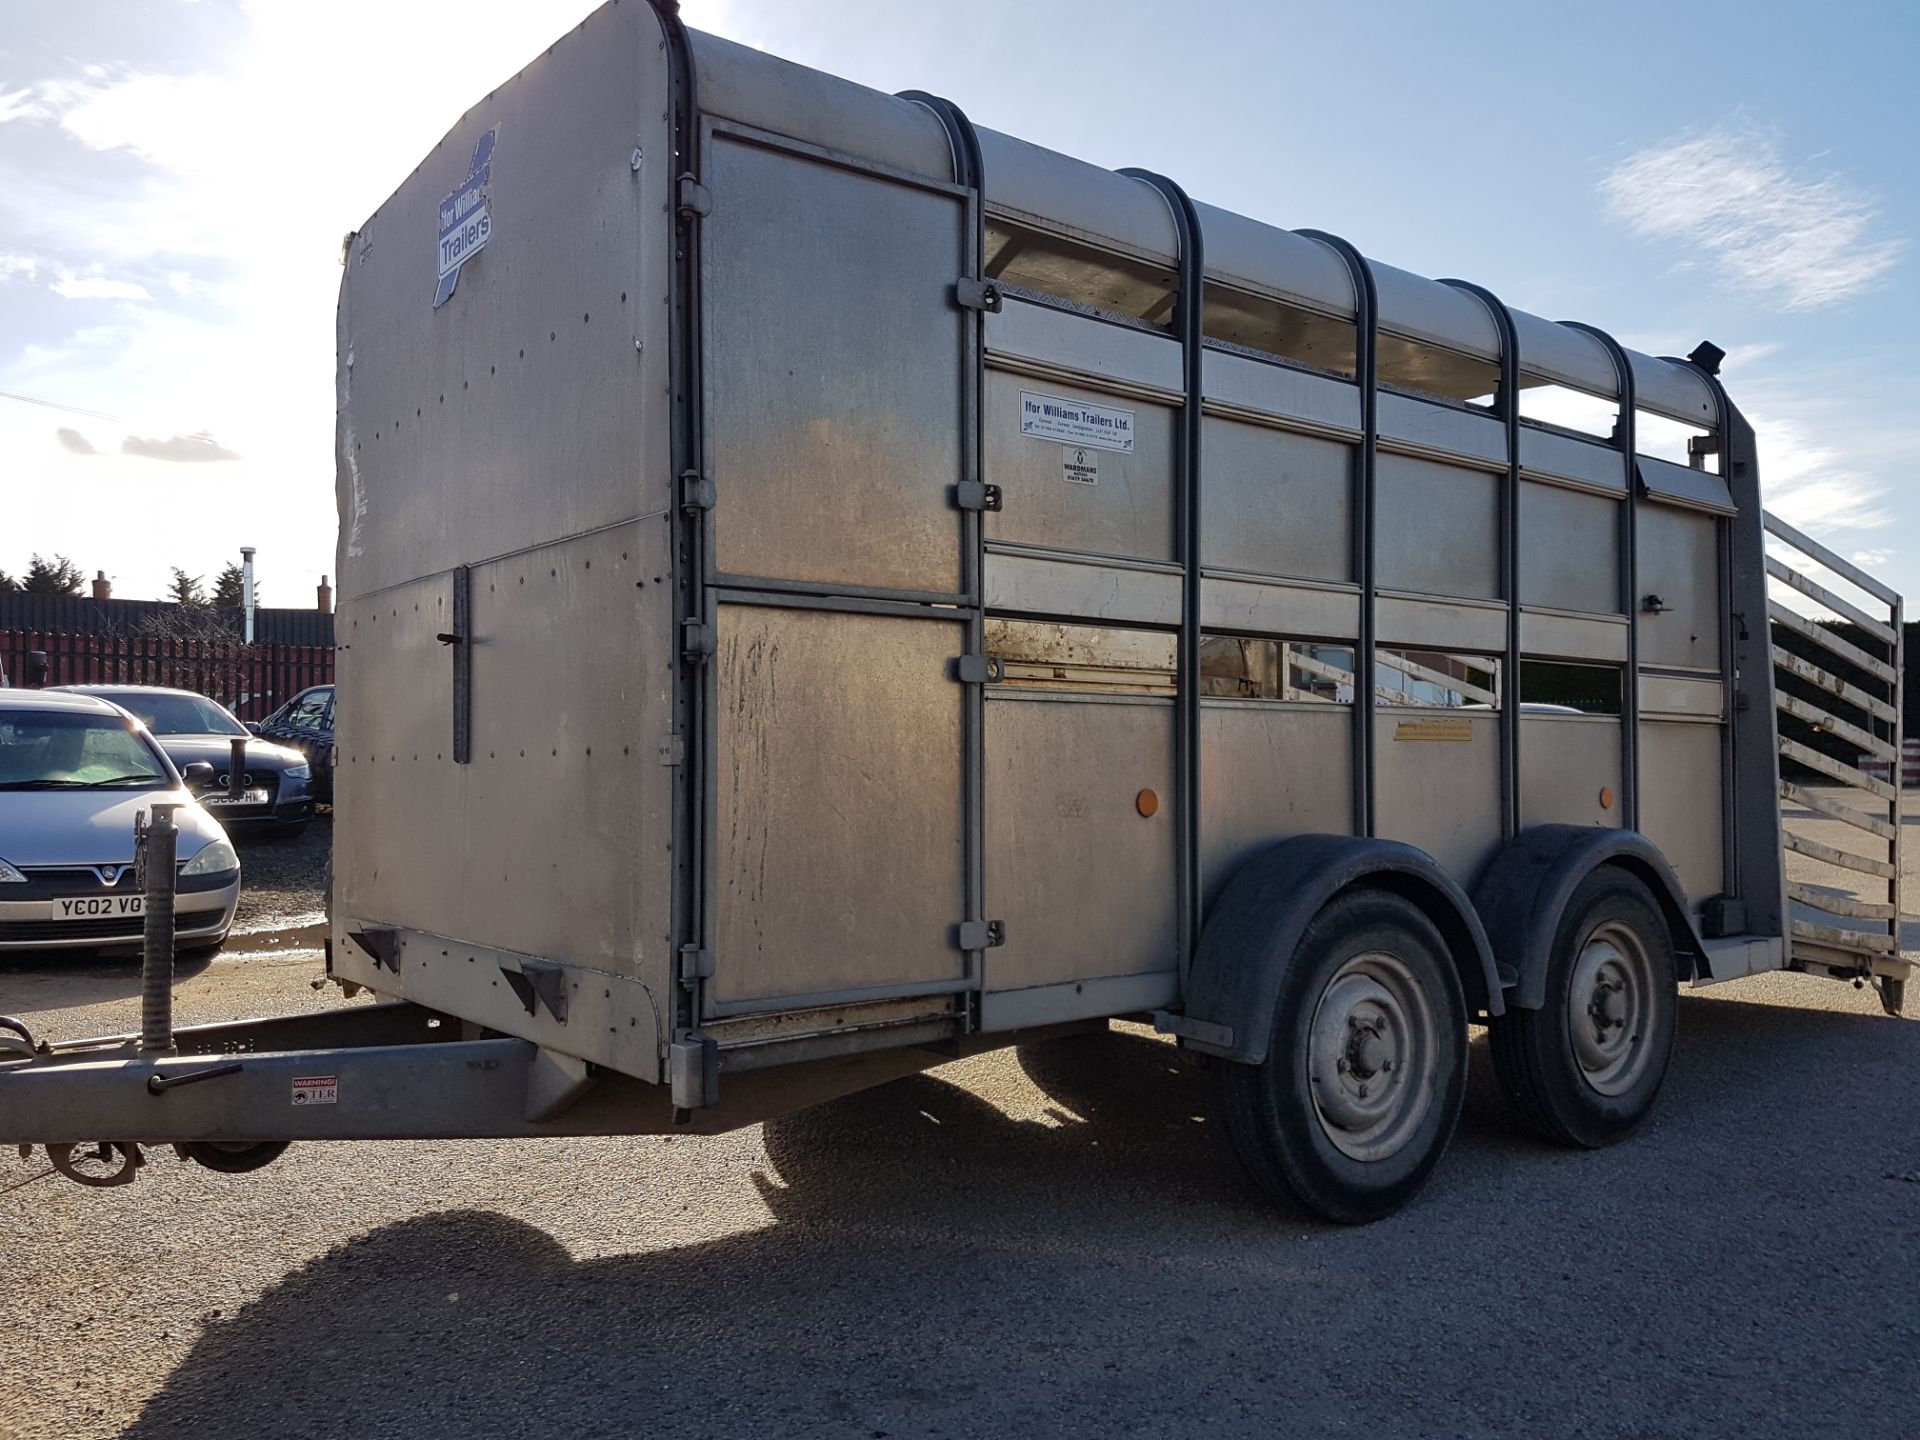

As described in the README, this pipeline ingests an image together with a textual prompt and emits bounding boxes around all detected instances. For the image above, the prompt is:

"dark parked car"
[252,684,334,802]
[55,685,315,836]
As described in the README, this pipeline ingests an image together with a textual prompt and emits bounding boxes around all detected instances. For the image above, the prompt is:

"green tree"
[168,568,206,606]
[210,561,257,609]
[23,553,83,596]
[0,569,18,594]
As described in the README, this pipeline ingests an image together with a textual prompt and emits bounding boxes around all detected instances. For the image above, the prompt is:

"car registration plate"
[204,788,270,807]
[55,895,144,920]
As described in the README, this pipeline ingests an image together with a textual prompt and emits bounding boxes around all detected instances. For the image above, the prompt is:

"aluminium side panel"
[331,4,677,1079]
[703,130,966,596]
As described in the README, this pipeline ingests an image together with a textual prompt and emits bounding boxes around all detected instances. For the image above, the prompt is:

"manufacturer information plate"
[1020,391,1135,453]
[291,1074,338,1106]
[1393,717,1473,743]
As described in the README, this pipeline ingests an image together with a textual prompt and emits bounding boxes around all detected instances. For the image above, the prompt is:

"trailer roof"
[685,27,1719,428]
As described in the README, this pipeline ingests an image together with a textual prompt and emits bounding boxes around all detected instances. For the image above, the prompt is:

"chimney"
[91,570,112,601]
[317,575,333,614]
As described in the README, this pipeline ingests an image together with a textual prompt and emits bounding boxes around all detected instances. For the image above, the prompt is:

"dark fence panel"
[0,630,332,721]
[0,595,333,647]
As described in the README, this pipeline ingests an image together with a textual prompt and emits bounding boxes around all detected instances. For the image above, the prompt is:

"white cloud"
[1748,406,1891,534]
[50,273,151,301]
[0,252,37,282]
[1600,123,1901,312]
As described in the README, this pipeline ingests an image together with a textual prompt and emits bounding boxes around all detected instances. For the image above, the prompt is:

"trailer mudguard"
[1473,825,1708,1011]
[1175,835,1504,1064]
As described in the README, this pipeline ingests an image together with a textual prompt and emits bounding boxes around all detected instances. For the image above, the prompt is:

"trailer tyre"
[1489,868,1677,1148]
[179,1140,291,1174]
[1217,889,1468,1225]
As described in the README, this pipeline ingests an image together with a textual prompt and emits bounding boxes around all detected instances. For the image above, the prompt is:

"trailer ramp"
[1766,511,1907,1012]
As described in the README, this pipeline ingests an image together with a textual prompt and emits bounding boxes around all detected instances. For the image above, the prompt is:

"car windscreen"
[98,691,247,737]
[0,711,173,790]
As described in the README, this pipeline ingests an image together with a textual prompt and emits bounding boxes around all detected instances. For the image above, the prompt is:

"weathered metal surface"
[984,693,1177,991]
[1200,419,1352,583]
[983,370,1177,563]
[1372,709,1502,880]
[1199,702,1352,908]
[711,605,966,1009]
[704,133,964,595]
[983,549,1182,626]
[1519,480,1621,616]
[1635,503,1722,671]
[1639,720,1727,901]
[1519,715,1622,831]
[1374,453,1501,600]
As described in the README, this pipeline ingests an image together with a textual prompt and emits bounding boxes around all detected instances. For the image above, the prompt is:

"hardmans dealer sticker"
[1061,446,1099,485]
[1020,391,1135,453]
[292,1075,338,1106]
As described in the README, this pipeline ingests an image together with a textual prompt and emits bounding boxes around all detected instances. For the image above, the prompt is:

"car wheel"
[1488,868,1678,1148]
[1216,889,1469,1224]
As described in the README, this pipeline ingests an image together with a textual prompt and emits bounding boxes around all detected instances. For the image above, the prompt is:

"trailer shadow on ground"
[116,991,1919,1439]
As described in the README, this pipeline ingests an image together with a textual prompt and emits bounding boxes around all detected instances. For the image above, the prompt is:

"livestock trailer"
[2,0,1907,1222]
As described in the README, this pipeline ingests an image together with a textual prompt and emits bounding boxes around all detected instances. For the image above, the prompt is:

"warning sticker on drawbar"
[292,1075,338,1106]
[1061,445,1099,485]
[1020,390,1134,453]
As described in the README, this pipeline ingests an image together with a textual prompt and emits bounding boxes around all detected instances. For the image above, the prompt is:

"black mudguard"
[1472,825,1707,1011]
[1177,835,1504,1064]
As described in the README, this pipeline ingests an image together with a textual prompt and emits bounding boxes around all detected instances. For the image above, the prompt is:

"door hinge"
[953,480,1003,513]
[682,619,716,660]
[680,470,715,512]
[952,654,1004,685]
[954,277,1003,313]
[676,176,712,218]
[676,944,713,991]
[955,919,1006,951]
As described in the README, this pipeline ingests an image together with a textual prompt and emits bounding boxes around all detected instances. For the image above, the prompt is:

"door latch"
[953,481,1003,513]
[955,919,1006,950]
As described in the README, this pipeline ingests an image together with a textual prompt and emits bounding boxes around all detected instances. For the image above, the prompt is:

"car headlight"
[0,858,24,883]
[285,762,311,780]
[181,838,240,877]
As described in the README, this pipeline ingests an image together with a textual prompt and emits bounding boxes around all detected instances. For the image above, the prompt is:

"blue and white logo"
[434,129,496,308]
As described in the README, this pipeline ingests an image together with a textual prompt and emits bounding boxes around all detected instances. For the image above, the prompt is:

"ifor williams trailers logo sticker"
[434,128,496,308]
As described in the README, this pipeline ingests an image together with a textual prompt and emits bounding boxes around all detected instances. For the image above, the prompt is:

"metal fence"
[0,630,332,721]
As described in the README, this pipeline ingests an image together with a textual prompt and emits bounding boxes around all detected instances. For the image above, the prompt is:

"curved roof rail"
[1298,229,1380,839]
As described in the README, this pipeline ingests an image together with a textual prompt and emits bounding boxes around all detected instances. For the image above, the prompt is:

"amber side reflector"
[1599,786,1615,810]
[1136,788,1159,818]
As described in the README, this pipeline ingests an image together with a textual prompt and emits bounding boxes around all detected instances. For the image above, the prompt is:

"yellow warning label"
[1393,717,1473,743]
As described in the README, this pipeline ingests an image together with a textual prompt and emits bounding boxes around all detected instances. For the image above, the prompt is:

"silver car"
[0,691,240,955]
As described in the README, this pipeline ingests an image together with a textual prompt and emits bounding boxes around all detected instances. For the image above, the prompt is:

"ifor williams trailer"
[2,0,1906,1223]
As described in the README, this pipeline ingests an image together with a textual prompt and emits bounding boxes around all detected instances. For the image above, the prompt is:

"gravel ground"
[228,811,330,937]
[1,806,1916,1439]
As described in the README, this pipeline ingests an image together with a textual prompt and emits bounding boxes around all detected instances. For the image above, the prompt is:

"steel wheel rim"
[1567,921,1654,1096]
[1306,950,1438,1162]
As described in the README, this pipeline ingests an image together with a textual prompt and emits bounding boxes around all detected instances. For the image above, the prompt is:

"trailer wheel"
[1217,889,1468,1224]
[179,1140,291,1174]
[1489,868,1677,1148]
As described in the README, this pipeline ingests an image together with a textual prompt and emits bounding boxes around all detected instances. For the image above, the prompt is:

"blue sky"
[2,0,1914,602]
